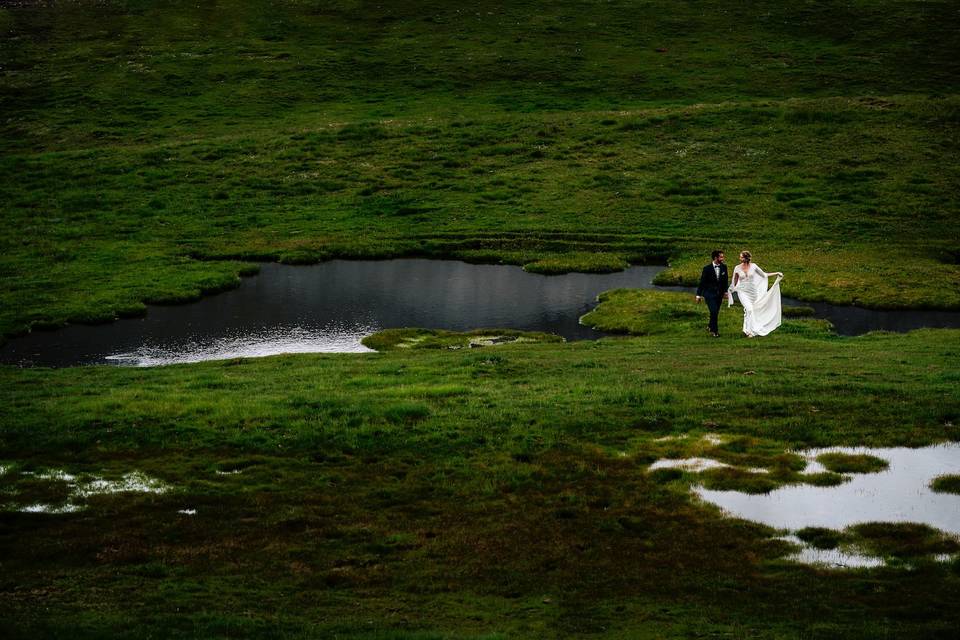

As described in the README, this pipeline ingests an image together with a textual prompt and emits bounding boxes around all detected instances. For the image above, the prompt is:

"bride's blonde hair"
[740,251,752,263]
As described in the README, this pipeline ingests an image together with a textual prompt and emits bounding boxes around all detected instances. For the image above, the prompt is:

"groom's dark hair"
[711,250,723,260]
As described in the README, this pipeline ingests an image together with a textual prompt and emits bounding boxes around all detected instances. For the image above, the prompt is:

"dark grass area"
[1,329,959,637]
[931,475,960,495]
[3,0,959,152]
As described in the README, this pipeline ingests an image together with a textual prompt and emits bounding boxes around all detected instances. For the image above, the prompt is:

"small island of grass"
[930,474,960,495]
[816,453,890,474]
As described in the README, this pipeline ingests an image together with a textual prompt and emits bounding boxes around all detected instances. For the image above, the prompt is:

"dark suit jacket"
[696,262,729,298]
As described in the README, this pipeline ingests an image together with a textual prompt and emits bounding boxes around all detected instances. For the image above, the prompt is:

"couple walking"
[695,250,784,337]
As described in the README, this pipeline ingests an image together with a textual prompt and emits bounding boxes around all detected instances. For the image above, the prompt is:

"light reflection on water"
[694,444,960,534]
[3,259,960,367]
[776,535,887,569]
[0,260,665,367]
[104,324,375,367]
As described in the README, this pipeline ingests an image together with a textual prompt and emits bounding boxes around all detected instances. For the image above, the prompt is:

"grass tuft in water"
[796,527,844,550]
[698,468,779,494]
[848,522,960,558]
[930,474,960,495]
[815,453,889,474]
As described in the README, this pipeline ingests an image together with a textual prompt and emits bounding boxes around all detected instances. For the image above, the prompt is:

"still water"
[694,444,960,535]
[0,260,663,367]
[2,259,959,367]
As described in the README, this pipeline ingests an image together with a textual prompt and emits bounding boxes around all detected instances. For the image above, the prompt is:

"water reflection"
[0,260,665,367]
[694,444,960,535]
[776,535,887,569]
[2,259,959,367]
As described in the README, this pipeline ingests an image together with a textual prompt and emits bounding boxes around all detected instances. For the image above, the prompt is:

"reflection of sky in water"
[776,536,886,569]
[3,259,960,367]
[695,444,960,535]
[105,324,376,367]
[0,260,664,367]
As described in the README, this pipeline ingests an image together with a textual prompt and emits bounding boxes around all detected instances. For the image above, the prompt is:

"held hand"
[695,295,702,304]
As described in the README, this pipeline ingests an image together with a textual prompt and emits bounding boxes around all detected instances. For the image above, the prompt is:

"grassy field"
[1,1,960,336]
[2,324,959,638]
[2,0,960,637]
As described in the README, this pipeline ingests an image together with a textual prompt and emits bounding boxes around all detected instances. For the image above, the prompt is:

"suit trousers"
[704,293,721,334]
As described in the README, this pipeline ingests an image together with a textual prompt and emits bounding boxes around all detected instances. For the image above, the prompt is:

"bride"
[728,251,784,337]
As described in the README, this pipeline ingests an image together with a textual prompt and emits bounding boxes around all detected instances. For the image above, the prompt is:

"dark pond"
[2,259,959,367]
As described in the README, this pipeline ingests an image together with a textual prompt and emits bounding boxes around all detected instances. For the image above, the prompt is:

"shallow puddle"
[776,535,887,569]
[1,467,170,513]
[694,444,960,535]
[649,457,734,472]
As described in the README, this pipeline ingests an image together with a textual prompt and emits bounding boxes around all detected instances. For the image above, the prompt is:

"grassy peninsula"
[2,1,960,638]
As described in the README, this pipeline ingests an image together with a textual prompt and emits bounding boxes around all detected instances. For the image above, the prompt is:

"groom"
[695,250,729,337]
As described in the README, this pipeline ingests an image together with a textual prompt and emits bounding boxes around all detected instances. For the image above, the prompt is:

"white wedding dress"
[728,264,783,337]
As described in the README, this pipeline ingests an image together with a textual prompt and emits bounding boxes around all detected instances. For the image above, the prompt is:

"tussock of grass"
[930,474,960,494]
[796,527,844,550]
[816,453,890,474]
[802,472,850,487]
[699,468,779,494]
[848,522,960,558]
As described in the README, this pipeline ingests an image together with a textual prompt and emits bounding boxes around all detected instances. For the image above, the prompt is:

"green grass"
[930,475,960,495]
[1,328,959,637]
[796,527,844,550]
[2,1,960,636]
[361,328,564,352]
[1,1,959,337]
[580,288,834,337]
[816,452,890,474]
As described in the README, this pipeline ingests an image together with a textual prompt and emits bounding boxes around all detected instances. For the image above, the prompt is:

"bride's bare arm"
[753,264,784,278]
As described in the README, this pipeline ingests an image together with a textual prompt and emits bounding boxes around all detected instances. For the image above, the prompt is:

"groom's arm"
[695,266,707,299]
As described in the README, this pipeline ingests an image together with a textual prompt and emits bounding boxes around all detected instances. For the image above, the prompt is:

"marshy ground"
[1,1,959,637]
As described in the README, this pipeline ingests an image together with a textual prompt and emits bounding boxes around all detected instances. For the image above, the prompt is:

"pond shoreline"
[2,258,960,367]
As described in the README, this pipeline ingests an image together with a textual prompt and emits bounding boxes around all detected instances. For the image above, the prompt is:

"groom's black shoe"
[710,332,720,338]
